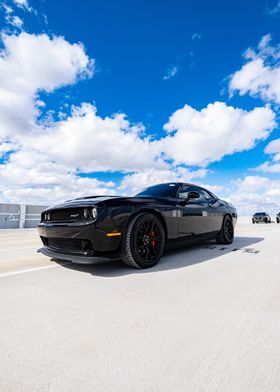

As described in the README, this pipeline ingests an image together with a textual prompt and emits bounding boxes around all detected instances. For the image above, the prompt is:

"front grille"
[50,208,84,222]
[44,237,93,255]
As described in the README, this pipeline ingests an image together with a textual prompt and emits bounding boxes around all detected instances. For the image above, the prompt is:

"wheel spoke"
[148,244,158,258]
[145,245,151,261]
[224,219,233,240]
[135,217,163,264]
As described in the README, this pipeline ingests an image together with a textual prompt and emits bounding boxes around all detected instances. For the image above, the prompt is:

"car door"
[177,185,215,237]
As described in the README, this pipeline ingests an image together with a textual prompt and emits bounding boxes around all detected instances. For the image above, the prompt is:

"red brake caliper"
[149,231,156,247]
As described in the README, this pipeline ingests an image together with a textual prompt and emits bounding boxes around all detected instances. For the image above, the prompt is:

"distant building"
[0,203,48,229]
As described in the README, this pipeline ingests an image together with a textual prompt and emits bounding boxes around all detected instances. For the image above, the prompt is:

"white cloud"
[198,184,227,194]
[29,103,166,173]
[2,4,13,14]
[254,137,280,172]
[255,161,280,173]
[229,34,280,103]
[0,149,116,204]
[5,15,24,29]
[192,33,202,40]
[0,142,16,157]
[163,65,179,80]
[160,102,275,166]
[0,32,277,205]
[13,0,32,12]
[265,138,280,156]
[266,0,280,15]
[229,176,280,215]
[119,167,208,194]
[162,65,179,80]
[0,32,94,142]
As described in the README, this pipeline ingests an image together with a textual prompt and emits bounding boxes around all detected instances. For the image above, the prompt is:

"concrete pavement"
[0,219,280,391]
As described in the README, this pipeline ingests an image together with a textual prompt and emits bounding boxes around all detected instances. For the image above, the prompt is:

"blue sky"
[0,0,280,214]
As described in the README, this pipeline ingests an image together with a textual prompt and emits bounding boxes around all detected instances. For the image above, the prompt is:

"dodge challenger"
[38,182,237,269]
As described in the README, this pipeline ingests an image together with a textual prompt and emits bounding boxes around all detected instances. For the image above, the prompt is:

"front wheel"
[121,213,165,268]
[216,215,234,244]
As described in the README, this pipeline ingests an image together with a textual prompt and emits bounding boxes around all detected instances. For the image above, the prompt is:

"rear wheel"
[216,215,234,244]
[121,213,165,268]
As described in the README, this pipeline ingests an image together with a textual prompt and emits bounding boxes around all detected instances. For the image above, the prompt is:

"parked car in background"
[252,212,271,224]
[37,182,237,269]
[276,212,280,224]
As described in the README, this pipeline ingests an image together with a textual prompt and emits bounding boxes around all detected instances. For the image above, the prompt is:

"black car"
[276,212,280,224]
[252,212,271,224]
[38,182,237,269]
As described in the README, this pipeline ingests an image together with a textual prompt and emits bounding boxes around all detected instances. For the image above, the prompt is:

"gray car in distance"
[252,212,271,224]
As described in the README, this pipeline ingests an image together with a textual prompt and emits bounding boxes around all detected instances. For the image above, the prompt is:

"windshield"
[255,212,266,216]
[134,183,180,198]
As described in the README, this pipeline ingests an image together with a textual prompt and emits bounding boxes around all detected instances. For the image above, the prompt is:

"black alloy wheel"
[216,215,234,244]
[121,213,165,268]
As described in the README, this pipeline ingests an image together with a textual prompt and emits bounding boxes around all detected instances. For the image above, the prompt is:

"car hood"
[43,195,172,211]
[44,196,122,210]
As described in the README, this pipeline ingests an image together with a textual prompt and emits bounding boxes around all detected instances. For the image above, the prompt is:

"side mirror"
[187,191,200,199]
[178,191,200,206]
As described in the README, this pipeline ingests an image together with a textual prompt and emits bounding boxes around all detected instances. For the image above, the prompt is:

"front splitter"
[37,247,120,265]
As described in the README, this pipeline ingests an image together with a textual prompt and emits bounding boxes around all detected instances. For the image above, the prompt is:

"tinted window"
[201,189,213,200]
[135,183,179,198]
[178,185,209,201]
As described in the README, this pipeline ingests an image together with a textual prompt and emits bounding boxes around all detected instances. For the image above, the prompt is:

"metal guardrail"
[0,204,48,229]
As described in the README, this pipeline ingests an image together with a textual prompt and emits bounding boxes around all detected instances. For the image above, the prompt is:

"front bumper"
[37,221,122,263]
[37,246,119,264]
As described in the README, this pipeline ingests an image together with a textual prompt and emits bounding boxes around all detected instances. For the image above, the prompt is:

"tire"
[252,220,255,224]
[121,213,165,269]
[216,215,234,244]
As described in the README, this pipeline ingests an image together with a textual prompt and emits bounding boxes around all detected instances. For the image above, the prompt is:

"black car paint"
[37,183,237,263]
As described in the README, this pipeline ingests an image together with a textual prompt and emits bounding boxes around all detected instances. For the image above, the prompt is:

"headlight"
[83,208,89,219]
[90,207,98,220]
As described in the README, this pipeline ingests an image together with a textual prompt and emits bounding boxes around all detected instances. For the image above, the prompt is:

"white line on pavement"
[0,263,70,278]
[0,247,39,251]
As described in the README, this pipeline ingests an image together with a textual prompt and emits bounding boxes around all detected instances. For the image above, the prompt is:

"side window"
[178,186,191,199]
[178,186,207,202]
[201,189,213,200]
